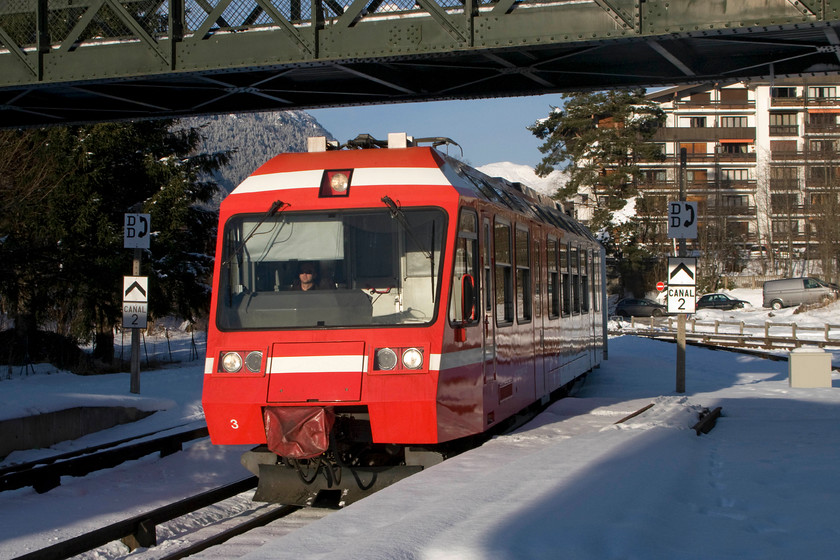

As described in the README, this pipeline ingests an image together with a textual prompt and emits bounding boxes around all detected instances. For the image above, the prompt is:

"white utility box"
[788,348,832,388]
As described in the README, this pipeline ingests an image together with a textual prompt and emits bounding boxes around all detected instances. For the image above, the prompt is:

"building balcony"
[804,123,840,133]
[769,125,799,136]
[652,127,755,142]
[770,205,808,216]
[664,152,756,163]
[771,96,805,107]
[707,205,756,216]
[771,150,804,161]
[769,179,801,190]
[674,99,754,109]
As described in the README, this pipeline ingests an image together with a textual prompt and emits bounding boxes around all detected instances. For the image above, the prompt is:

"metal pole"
[676,147,687,393]
[130,247,141,394]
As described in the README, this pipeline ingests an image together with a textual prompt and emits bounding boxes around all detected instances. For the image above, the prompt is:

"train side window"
[515,226,531,323]
[581,249,590,313]
[560,243,570,316]
[571,246,581,314]
[449,210,479,324]
[534,238,541,319]
[593,251,601,312]
[547,237,559,319]
[494,220,513,326]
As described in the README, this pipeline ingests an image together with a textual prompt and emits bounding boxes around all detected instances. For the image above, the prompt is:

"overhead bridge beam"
[1,0,840,126]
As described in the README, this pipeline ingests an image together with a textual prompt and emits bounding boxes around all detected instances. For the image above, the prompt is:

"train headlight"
[320,169,353,197]
[330,172,349,193]
[375,348,398,370]
[245,351,263,373]
[221,351,243,373]
[402,348,424,370]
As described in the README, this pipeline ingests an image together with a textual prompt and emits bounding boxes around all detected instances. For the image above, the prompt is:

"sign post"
[124,213,150,394]
[667,148,696,393]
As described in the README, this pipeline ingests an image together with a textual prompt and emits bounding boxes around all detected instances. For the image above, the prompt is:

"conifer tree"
[0,121,229,366]
[529,89,667,295]
[529,88,666,230]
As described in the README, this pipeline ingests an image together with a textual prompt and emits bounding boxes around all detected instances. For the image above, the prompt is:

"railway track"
[0,423,209,494]
[11,477,313,560]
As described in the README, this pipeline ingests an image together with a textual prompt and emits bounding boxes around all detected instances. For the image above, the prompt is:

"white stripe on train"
[231,167,451,195]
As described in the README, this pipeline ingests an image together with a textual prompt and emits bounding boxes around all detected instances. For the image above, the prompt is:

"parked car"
[696,293,750,310]
[763,277,839,309]
[614,298,667,317]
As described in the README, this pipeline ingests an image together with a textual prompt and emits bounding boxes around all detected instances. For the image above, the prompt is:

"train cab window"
[494,220,513,326]
[449,210,479,325]
[547,237,559,319]
[216,207,446,329]
[560,244,571,316]
[515,227,531,323]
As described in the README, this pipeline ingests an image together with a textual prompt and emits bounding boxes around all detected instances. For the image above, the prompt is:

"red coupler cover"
[264,406,335,459]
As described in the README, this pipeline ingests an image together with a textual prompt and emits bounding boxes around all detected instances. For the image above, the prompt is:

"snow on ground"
[1,296,840,559]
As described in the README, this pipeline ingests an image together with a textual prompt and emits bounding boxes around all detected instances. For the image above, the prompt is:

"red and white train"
[202,133,607,506]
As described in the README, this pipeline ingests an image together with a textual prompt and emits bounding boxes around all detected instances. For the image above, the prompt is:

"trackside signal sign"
[667,257,696,314]
[123,276,148,328]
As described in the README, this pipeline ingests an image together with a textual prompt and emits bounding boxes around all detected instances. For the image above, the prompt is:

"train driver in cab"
[293,262,320,291]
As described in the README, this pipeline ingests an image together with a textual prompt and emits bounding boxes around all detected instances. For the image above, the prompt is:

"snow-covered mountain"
[477,161,567,197]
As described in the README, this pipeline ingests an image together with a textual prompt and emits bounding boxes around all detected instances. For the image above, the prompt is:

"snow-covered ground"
[1,294,840,559]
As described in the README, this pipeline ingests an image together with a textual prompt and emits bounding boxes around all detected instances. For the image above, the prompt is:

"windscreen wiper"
[221,199,288,268]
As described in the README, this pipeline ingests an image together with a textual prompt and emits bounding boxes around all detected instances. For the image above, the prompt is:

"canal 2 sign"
[667,257,696,314]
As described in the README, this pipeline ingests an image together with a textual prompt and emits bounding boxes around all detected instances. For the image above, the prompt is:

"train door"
[481,216,496,385]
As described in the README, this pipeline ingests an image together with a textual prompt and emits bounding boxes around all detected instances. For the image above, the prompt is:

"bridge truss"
[2,0,840,126]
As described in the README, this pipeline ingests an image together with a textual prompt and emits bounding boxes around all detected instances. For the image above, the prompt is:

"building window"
[720,116,748,127]
[720,168,749,181]
[809,139,837,153]
[771,87,797,98]
[680,116,707,128]
[771,193,798,212]
[724,195,749,207]
[687,169,709,184]
[772,220,799,233]
[809,86,836,98]
[811,192,836,206]
[680,142,706,154]
[809,166,838,182]
[769,112,797,135]
[721,143,749,154]
[809,113,838,126]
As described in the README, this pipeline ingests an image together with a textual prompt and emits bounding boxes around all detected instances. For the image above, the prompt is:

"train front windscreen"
[216,207,446,329]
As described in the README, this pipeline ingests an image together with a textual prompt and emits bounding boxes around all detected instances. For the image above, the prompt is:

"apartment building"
[640,80,840,258]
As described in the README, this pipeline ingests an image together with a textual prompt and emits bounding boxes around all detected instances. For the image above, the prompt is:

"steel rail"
[11,477,258,560]
[1,425,209,494]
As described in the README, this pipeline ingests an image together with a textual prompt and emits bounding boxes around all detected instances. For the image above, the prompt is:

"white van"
[762,277,839,309]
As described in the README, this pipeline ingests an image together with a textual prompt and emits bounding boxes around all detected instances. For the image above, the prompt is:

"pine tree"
[529,89,667,295]
[0,121,229,367]
[529,88,666,230]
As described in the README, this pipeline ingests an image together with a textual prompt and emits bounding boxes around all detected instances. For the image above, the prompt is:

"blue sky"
[308,94,566,168]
